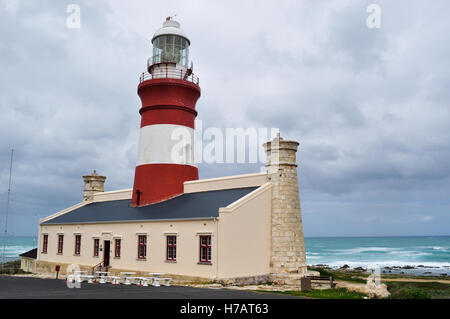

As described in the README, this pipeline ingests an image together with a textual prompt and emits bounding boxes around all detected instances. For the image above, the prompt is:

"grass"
[191,280,217,285]
[386,281,450,299]
[380,273,449,280]
[308,267,368,284]
[254,288,367,299]
[309,267,450,283]
[0,260,30,275]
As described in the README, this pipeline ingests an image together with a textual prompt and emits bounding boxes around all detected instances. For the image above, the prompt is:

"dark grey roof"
[20,248,37,259]
[42,187,258,225]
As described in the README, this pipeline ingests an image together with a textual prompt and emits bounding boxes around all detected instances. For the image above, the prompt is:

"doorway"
[103,240,110,267]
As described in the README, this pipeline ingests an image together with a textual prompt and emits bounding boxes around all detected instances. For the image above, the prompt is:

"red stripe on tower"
[131,18,201,207]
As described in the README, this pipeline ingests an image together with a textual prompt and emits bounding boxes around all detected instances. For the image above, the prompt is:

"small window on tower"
[136,190,141,206]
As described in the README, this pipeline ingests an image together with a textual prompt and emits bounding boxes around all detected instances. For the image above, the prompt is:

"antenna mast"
[1,149,13,270]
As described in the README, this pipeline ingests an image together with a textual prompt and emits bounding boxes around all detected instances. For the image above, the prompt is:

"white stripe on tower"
[136,124,196,167]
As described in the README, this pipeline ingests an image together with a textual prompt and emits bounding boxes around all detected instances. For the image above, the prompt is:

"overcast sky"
[1,0,449,237]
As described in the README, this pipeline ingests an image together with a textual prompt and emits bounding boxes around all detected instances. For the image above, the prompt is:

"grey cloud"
[0,0,449,236]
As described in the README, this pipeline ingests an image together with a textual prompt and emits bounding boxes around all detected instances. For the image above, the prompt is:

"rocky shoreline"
[310,264,450,277]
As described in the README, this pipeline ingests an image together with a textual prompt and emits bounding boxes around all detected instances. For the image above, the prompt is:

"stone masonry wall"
[82,170,106,201]
[264,136,307,283]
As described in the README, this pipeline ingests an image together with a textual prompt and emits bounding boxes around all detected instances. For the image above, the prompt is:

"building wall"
[21,257,35,273]
[92,189,132,202]
[184,172,266,193]
[217,183,272,279]
[38,219,218,279]
[37,173,273,281]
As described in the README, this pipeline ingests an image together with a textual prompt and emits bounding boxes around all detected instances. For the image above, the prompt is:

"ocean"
[305,236,450,276]
[1,236,449,276]
[0,236,37,263]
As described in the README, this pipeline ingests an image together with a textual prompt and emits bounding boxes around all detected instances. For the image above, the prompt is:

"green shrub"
[395,289,431,299]
[254,288,367,299]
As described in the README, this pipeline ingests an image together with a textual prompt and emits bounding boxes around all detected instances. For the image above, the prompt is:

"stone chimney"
[263,134,308,284]
[82,170,106,201]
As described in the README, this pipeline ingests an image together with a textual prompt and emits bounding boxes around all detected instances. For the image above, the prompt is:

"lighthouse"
[37,16,313,287]
[131,18,201,207]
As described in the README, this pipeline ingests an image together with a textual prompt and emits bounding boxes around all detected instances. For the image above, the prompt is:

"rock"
[340,264,350,269]
[400,272,405,274]
[354,267,366,272]
[401,265,415,270]
[384,267,392,270]
[424,272,432,275]
[417,265,425,268]
[314,264,330,269]
[440,273,447,277]
[365,276,391,299]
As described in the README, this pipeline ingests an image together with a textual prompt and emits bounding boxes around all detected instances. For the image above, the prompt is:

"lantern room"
[149,17,190,69]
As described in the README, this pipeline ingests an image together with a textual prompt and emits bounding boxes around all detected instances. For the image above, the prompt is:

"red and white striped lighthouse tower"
[131,18,201,207]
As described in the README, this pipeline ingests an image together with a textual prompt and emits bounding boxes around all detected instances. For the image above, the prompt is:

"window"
[137,235,147,259]
[93,238,99,257]
[166,236,177,261]
[42,234,48,253]
[57,235,64,254]
[199,235,211,263]
[136,190,141,206]
[74,235,81,255]
[115,239,121,258]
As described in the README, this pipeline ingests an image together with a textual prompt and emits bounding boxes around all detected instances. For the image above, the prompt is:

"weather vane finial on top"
[166,14,177,21]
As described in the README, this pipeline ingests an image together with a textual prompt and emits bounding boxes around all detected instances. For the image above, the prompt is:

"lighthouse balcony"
[139,67,199,85]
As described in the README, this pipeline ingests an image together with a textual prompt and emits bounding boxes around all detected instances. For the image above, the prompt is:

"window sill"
[114,257,121,259]
[165,260,177,263]
[73,254,80,256]
[136,258,147,261]
[57,253,63,255]
[41,252,47,254]
[197,262,212,265]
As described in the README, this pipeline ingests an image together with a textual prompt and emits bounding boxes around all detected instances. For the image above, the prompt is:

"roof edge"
[218,182,272,214]
[184,172,267,193]
[40,188,133,224]
[40,201,90,224]
[41,216,216,226]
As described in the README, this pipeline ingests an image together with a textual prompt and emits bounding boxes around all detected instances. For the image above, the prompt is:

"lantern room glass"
[152,35,189,67]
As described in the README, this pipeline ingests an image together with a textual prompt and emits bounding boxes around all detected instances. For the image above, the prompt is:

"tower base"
[131,164,198,207]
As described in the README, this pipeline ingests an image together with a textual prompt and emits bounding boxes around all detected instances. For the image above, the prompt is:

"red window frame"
[57,234,64,254]
[42,234,48,253]
[166,236,177,261]
[74,235,81,255]
[115,239,121,258]
[199,235,211,263]
[137,235,147,259]
[93,238,99,257]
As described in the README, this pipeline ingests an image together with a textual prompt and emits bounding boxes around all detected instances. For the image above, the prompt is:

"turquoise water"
[1,236,449,274]
[0,236,37,263]
[305,236,450,272]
